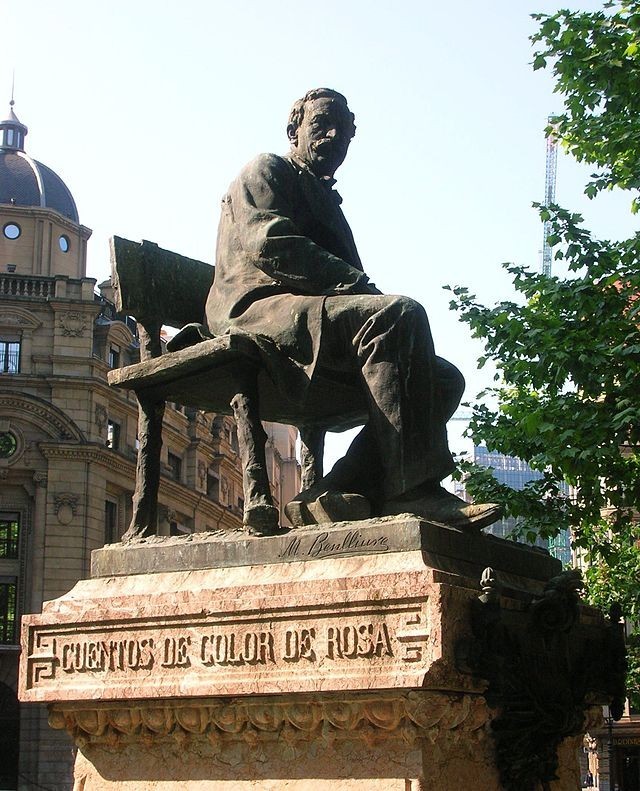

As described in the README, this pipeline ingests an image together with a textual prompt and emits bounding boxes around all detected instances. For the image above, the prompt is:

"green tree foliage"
[531,1,640,209]
[448,0,640,708]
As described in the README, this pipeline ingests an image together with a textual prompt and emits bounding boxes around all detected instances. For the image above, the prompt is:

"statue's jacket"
[205,153,368,401]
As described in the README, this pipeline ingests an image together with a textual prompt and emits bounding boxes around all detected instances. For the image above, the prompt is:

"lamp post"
[604,706,616,791]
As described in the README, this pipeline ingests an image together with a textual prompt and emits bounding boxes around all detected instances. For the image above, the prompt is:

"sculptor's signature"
[279,530,390,560]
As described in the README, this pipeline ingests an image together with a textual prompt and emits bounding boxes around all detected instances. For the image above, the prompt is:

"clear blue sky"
[4,0,637,464]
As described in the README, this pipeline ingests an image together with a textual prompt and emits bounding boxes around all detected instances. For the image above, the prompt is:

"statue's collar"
[287,153,338,190]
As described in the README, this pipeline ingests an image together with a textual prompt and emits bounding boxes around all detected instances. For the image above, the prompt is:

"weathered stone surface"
[91,515,559,584]
[20,519,591,789]
[58,690,499,791]
[22,519,561,706]
[23,545,479,702]
[54,695,591,790]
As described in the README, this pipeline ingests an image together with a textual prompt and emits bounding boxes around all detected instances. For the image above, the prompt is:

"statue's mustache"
[313,139,346,154]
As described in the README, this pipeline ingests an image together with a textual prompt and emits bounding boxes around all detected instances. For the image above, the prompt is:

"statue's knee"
[386,295,427,323]
[437,358,465,415]
[451,367,465,404]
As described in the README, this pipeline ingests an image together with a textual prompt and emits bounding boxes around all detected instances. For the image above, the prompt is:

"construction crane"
[542,117,558,277]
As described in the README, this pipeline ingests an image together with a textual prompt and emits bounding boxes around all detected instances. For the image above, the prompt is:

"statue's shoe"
[382,487,502,530]
[285,489,371,526]
[244,503,281,536]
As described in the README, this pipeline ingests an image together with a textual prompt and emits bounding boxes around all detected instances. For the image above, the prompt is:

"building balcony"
[0,273,96,302]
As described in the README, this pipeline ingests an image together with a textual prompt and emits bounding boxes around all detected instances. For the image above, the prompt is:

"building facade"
[457,444,573,564]
[0,103,299,790]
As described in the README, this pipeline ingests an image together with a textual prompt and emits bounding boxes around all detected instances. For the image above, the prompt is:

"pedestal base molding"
[50,690,490,756]
[17,520,616,790]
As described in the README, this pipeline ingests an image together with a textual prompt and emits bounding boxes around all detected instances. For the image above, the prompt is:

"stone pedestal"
[19,517,614,790]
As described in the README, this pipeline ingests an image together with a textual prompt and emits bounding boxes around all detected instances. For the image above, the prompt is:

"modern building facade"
[0,102,299,790]
[463,444,572,563]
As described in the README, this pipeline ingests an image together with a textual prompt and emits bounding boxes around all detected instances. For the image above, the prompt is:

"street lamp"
[604,705,616,791]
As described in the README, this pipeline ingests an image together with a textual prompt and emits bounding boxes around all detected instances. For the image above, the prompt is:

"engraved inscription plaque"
[22,595,431,702]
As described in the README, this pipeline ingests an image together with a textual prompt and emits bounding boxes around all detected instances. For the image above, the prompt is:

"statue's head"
[287,88,356,178]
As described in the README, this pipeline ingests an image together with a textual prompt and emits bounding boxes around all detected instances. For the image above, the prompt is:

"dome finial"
[1,74,27,152]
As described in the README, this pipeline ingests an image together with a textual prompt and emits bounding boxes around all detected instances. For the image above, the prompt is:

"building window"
[169,520,191,536]
[168,452,182,481]
[207,473,219,500]
[105,501,117,545]
[2,223,20,240]
[0,340,20,374]
[58,235,70,253]
[106,420,121,451]
[0,516,19,559]
[0,578,17,644]
[0,433,17,459]
[108,345,120,369]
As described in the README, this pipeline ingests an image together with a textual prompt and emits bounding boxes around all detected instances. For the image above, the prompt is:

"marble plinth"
[19,517,600,790]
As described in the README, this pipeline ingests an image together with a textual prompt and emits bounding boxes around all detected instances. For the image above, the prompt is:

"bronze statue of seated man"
[204,88,500,531]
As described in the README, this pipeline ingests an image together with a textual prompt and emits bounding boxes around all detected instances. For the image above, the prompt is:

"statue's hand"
[336,274,383,296]
[326,273,383,297]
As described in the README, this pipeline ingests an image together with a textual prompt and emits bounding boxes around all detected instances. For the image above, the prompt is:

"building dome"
[0,102,79,223]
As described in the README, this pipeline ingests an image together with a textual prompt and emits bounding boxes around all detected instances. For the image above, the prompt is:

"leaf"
[533,54,547,70]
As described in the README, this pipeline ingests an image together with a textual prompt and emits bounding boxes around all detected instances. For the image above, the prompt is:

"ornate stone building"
[0,102,299,790]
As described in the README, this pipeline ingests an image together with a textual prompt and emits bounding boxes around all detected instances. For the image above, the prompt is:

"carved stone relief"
[94,405,108,435]
[54,493,78,525]
[158,506,177,525]
[197,461,206,489]
[33,472,48,488]
[220,477,229,505]
[457,567,626,791]
[0,308,41,330]
[59,311,88,337]
[48,691,491,755]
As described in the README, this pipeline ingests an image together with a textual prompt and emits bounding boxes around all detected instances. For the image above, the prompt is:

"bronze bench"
[107,236,367,539]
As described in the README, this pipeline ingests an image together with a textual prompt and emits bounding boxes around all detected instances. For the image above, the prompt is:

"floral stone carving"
[457,567,626,791]
[48,690,491,756]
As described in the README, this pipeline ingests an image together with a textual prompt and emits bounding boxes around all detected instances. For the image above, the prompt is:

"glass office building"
[472,445,572,565]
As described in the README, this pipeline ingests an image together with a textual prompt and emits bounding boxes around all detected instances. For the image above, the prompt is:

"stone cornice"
[0,203,92,238]
[39,442,135,477]
[1,375,135,414]
[38,442,229,521]
[48,300,101,314]
[156,471,222,515]
[48,691,491,752]
[40,374,135,403]
[0,390,85,441]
